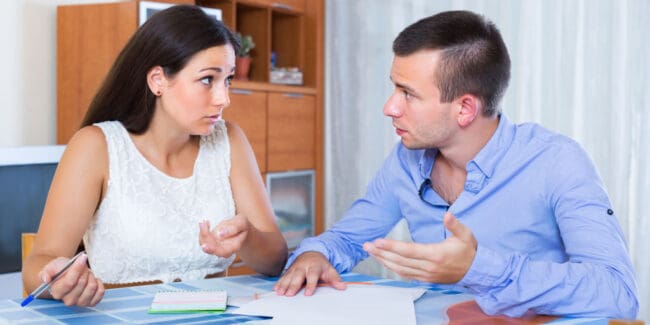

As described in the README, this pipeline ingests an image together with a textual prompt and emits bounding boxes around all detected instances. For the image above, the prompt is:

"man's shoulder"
[512,122,580,152]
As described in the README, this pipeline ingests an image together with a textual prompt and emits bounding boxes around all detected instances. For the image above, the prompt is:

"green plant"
[236,32,255,57]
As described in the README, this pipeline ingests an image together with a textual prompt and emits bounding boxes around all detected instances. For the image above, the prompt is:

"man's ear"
[456,94,481,128]
[146,66,166,96]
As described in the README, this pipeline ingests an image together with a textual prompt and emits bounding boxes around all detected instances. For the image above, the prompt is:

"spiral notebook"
[148,289,228,314]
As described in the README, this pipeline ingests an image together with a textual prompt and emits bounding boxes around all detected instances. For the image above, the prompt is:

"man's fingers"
[443,213,476,247]
[285,269,308,296]
[365,239,433,261]
[303,267,321,296]
[323,267,346,290]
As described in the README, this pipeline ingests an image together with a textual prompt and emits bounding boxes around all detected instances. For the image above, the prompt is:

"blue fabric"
[288,115,638,318]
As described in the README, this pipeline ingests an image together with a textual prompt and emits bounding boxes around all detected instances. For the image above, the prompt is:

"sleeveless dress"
[83,120,236,284]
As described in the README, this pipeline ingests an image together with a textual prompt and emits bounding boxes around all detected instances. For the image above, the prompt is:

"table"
[0,273,610,324]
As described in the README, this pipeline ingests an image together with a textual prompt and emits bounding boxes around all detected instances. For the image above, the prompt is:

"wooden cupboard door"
[267,92,315,171]
[223,89,267,172]
[57,2,137,144]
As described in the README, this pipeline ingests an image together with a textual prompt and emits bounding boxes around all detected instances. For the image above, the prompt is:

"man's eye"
[200,76,213,85]
[403,90,412,99]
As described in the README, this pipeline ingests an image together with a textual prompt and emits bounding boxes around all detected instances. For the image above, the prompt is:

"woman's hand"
[38,253,105,306]
[198,215,250,257]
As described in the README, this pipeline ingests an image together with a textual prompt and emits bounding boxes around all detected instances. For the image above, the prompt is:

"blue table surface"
[0,273,608,324]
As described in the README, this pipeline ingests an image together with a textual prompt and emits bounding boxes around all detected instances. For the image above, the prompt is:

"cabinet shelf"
[230,80,316,94]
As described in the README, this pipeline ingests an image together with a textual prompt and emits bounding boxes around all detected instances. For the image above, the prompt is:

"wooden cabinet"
[267,92,315,171]
[56,2,137,144]
[56,0,324,274]
[222,89,268,171]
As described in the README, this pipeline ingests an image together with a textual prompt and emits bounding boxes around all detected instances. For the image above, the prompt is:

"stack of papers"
[229,284,425,324]
[148,290,227,314]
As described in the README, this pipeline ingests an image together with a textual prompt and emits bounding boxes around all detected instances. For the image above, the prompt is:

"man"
[274,10,638,318]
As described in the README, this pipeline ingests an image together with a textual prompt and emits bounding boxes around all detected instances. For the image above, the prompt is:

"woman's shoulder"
[69,125,108,152]
[202,119,247,147]
[224,120,245,142]
[58,125,108,179]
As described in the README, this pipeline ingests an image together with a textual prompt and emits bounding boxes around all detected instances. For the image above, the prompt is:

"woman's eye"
[200,76,213,85]
[225,75,234,87]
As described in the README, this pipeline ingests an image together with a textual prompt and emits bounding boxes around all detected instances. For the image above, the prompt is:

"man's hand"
[363,212,477,283]
[199,215,249,257]
[38,253,105,306]
[274,251,346,296]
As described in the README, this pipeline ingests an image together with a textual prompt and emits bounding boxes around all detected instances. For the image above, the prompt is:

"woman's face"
[158,44,236,136]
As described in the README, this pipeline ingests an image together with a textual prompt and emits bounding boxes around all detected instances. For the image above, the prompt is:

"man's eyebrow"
[391,77,418,96]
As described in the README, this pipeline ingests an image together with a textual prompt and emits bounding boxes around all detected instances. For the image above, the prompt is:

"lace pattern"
[83,121,235,284]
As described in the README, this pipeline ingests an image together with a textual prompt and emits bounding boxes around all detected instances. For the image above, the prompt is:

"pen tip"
[21,295,34,307]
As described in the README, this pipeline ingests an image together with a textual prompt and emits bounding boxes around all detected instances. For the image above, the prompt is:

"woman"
[22,5,287,307]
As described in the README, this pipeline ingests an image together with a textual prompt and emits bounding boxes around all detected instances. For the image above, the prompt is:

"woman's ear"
[456,95,481,128]
[146,66,165,96]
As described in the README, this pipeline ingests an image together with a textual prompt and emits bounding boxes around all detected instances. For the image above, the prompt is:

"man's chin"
[402,138,421,150]
[401,139,425,150]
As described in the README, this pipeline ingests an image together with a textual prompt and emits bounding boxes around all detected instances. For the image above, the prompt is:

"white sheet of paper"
[229,285,426,325]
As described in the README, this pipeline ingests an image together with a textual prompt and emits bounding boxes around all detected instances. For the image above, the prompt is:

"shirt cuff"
[457,244,510,294]
[284,237,330,270]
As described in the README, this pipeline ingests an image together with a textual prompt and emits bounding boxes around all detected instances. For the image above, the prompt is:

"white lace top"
[83,120,236,284]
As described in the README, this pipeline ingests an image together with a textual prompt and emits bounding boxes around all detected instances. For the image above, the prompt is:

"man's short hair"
[393,10,510,117]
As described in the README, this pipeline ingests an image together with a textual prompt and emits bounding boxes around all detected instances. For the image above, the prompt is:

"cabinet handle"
[283,93,304,98]
[231,89,253,95]
[271,3,293,11]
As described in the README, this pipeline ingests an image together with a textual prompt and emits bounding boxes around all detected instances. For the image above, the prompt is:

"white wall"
[0,0,119,147]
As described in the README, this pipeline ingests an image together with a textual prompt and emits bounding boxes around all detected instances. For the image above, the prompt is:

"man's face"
[383,50,458,150]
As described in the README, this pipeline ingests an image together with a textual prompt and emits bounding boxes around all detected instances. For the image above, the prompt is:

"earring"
[156,91,161,96]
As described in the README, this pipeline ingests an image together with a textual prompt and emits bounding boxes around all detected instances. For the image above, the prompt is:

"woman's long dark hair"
[81,5,240,133]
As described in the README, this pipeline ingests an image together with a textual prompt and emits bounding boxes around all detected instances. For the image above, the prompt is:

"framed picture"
[139,1,222,26]
[266,170,315,249]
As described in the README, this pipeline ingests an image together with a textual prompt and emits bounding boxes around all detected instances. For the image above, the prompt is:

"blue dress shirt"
[288,115,638,318]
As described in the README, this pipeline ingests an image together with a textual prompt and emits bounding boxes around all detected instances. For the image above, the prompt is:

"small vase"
[235,56,252,80]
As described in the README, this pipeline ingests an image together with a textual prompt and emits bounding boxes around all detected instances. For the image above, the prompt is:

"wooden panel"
[270,0,304,13]
[57,2,137,144]
[271,11,303,70]
[267,92,315,171]
[223,89,267,172]
[230,80,315,94]
[196,0,236,28]
[243,0,304,13]
[236,4,270,82]
[305,0,324,234]
[302,0,321,88]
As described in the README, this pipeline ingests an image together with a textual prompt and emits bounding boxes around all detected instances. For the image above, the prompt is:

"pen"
[21,251,85,307]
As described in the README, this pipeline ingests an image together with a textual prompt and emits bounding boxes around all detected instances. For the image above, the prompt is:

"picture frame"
[266,170,315,249]
[139,1,222,26]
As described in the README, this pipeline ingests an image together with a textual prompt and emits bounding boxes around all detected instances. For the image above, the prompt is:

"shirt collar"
[416,114,516,193]
[470,114,515,179]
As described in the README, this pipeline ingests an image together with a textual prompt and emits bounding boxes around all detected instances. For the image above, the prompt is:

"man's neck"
[438,115,500,171]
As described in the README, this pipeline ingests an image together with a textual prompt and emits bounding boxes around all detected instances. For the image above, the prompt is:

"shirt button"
[607,209,614,215]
